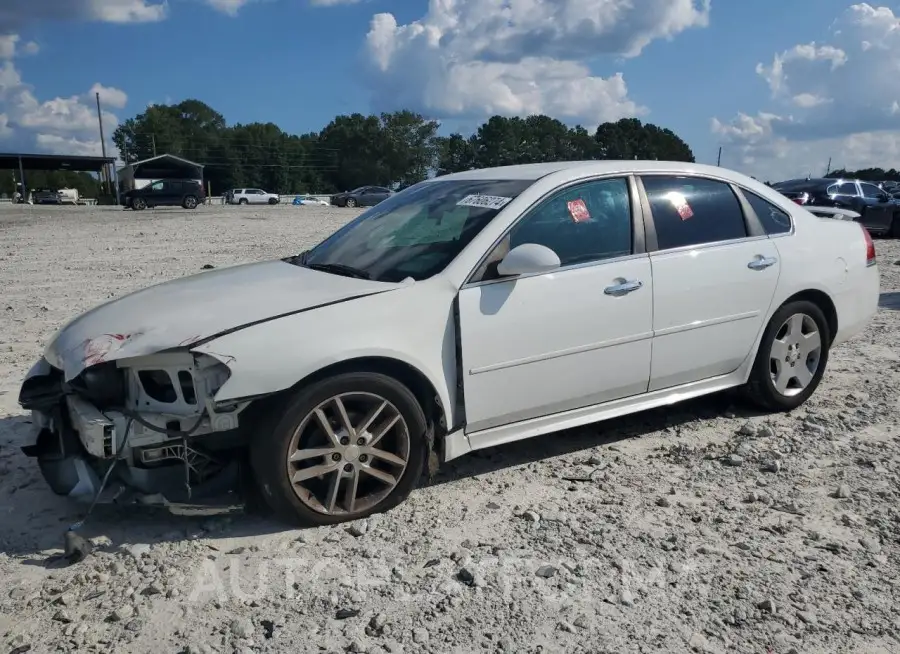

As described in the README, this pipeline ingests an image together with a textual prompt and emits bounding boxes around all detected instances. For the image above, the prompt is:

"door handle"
[604,279,643,296]
[747,255,777,270]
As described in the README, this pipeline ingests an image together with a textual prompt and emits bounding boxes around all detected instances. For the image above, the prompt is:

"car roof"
[432,160,761,182]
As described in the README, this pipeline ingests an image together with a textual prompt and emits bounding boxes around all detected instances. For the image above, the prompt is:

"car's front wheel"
[745,300,830,411]
[250,372,427,526]
[345,197,357,208]
[132,197,147,210]
[268,197,278,205]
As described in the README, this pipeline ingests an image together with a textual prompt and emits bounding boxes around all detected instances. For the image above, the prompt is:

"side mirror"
[496,243,561,277]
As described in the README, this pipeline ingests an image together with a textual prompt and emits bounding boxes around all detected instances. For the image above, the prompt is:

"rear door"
[637,174,781,391]
[858,182,894,233]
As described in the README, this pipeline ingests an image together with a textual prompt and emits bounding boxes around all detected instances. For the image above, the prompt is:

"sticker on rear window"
[666,192,694,220]
[567,198,591,223]
[456,194,513,210]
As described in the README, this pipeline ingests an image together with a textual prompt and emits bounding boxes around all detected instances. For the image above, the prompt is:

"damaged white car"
[19,161,880,526]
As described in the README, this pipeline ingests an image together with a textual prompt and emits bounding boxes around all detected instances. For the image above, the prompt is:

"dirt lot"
[1,203,899,654]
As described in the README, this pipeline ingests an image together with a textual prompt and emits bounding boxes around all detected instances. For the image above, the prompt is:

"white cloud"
[310,0,361,5]
[364,0,710,126]
[0,58,121,158]
[0,1,167,29]
[89,82,128,109]
[35,133,110,157]
[0,112,11,138]
[714,3,900,180]
[203,0,253,15]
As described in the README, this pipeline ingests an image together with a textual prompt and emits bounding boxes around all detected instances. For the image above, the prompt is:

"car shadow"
[425,388,760,487]
[0,389,764,559]
[879,291,900,311]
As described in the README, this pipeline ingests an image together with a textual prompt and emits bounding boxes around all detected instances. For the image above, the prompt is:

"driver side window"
[474,177,634,282]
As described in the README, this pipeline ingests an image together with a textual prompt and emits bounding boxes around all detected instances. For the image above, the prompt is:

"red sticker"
[677,203,693,220]
[567,199,590,223]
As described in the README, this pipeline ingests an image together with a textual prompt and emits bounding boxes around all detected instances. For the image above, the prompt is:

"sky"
[0,0,899,181]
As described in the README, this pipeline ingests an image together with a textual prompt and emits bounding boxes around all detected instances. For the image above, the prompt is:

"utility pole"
[151,135,157,158]
[825,157,832,176]
[717,146,722,166]
[95,92,108,195]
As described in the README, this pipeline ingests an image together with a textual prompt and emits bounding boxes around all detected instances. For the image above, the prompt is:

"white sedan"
[17,161,879,526]
[293,195,331,207]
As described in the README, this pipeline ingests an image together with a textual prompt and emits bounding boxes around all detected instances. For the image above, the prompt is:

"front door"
[638,174,781,391]
[458,176,654,434]
[857,182,894,233]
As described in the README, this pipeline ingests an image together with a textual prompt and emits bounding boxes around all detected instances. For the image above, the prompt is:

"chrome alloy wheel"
[769,313,822,397]
[285,392,410,516]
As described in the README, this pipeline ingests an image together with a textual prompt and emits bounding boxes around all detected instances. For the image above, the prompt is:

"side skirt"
[443,369,748,461]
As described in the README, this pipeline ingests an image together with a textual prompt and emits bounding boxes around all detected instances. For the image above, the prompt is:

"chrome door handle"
[748,255,777,270]
[604,279,643,296]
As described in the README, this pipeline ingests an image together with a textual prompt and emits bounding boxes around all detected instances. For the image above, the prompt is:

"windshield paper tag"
[456,194,513,210]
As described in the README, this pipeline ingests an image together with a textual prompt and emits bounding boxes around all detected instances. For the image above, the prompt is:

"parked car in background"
[57,187,81,205]
[771,178,898,236]
[122,179,205,210]
[19,161,879,526]
[229,188,280,205]
[292,195,330,207]
[33,188,62,204]
[330,186,392,208]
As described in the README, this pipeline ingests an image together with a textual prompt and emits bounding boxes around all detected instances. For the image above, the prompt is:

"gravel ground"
[0,203,898,654]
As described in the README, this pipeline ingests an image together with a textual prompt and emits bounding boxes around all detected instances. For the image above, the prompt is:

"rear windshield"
[302,178,535,282]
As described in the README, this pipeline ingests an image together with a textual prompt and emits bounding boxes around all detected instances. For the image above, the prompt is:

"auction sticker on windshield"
[456,194,513,210]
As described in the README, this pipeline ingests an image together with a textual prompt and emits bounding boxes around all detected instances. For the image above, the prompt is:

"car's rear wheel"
[345,198,357,208]
[745,300,830,411]
[132,197,146,210]
[239,198,249,205]
[250,372,427,526]
[183,195,198,209]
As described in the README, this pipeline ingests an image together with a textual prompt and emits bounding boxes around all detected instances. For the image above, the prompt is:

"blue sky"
[1,0,899,180]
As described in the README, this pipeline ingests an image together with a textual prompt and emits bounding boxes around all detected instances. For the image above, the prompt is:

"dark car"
[122,179,206,210]
[772,177,898,237]
[330,185,392,208]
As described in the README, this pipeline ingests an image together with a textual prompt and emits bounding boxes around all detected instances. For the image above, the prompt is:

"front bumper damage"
[18,351,250,505]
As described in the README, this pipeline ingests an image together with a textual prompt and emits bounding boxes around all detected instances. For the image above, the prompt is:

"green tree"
[434,133,476,176]
[594,118,694,162]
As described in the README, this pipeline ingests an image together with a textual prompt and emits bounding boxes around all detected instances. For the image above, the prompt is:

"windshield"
[301,178,535,282]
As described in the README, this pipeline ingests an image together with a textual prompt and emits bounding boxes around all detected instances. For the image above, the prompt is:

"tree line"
[827,168,900,182]
[107,99,696,195]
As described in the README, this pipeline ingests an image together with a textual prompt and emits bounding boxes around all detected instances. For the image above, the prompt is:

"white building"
[116,154,204,192]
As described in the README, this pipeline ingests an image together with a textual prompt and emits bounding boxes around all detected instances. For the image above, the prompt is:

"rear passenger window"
[641,176,747,250]
[743,191,792,235]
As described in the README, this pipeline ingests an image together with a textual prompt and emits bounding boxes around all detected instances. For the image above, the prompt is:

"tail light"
[791,192,810,205]
[862,224,876,267]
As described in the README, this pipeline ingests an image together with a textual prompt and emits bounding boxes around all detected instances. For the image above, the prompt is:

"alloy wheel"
[769,313,822,397]
[285,392,410,516]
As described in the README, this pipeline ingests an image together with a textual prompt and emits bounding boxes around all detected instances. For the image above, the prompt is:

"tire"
[890,213,900,238]
[132,197,147,210]
[268,197,278,205]
[239,198,249,205]
[183,195,198,209]
[345,197,357,208]
[745,300,831,412]
[249,372,427,526]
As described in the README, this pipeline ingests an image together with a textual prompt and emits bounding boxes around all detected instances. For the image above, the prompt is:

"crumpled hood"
[44,260,396,380]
